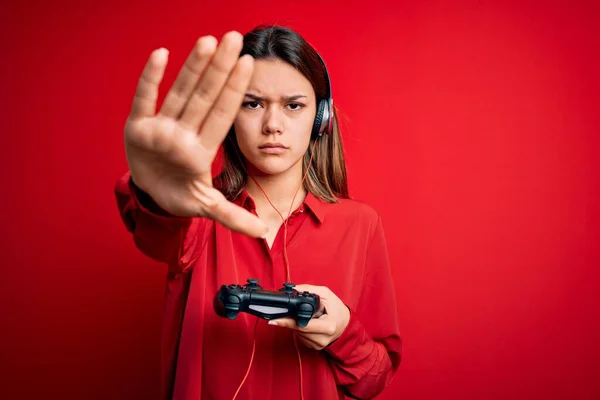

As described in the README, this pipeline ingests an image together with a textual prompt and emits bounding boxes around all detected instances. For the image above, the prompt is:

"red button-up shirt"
[114,172,402,400]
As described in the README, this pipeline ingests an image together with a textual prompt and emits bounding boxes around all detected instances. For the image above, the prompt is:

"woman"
[115,25,402,400]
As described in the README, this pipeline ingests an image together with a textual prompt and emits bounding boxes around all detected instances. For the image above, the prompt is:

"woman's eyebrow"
[244,93,308,101]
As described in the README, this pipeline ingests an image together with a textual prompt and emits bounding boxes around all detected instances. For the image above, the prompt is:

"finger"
[295,333,324,350]
[268,318,296,328]
[213,197,268,238]
[269,315,336,336]
[198,54,254,151]
[198,186,268,238]
[130,48,169,120]
[294,285,329,297]
[297,331,333,349]
[294,285,327,316]
[313,307,326,319]
[179,30,244,131]
[159,36,217,118]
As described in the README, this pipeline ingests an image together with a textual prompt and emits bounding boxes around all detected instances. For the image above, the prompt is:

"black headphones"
[311,51,334,138]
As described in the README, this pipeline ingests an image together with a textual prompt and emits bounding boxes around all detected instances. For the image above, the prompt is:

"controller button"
[246,278,262,290]
[281,282,296,293]
[227,295,240,304]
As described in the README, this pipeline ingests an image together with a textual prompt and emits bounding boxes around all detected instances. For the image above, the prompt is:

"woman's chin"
[247,158,296,176]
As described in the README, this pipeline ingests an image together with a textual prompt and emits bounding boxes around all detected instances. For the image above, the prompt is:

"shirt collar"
[233,189,327,224]
[303,191,327,224]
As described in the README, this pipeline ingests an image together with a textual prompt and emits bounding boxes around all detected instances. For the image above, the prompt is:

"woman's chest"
[208,223,369,311]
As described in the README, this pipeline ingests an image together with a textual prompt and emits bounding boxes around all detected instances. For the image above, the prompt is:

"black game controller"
[214,279,322,328]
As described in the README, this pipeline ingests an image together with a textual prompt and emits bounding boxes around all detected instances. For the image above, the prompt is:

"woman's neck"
[245,161,307,218]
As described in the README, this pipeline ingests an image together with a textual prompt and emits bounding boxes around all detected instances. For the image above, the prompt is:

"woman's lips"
[258,143,288,155]
[259,146,287,155]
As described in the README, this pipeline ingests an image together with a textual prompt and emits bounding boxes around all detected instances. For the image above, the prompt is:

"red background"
[1,1,599,399]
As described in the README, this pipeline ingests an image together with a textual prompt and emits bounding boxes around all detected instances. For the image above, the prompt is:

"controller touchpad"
[249,305,288,315]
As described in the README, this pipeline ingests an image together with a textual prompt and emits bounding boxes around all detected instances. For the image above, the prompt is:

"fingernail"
[268,321,278,326]
[156,48,169,61]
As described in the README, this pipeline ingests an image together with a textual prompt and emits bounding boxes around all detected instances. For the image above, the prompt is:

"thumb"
[202,188,268,238]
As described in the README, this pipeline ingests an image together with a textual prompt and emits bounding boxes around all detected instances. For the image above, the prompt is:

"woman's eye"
[243,101,261,109]
[286,103,304,111]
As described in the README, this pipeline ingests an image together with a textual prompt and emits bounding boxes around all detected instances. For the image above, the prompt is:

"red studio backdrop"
[1,1,598,399]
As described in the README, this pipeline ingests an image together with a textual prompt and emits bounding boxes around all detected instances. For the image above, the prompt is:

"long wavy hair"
[214,25,349,203]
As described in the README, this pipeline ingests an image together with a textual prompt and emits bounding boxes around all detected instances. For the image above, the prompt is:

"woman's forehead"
[247,59,314,97]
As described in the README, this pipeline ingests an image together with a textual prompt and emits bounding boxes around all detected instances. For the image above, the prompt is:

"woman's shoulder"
[327,196,381,224]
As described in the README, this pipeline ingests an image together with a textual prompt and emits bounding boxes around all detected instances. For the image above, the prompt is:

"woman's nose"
[263,107,284,135]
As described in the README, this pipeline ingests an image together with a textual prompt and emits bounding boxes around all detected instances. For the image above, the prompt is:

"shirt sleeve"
[324,214,402,399]
[114,171,205,272]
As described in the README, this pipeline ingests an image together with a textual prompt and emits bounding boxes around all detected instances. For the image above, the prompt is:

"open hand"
[124,31,268,238]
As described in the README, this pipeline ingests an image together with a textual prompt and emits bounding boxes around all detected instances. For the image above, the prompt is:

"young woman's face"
[233,58,316,176]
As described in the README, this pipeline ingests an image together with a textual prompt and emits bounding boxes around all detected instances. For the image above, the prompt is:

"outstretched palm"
[124,31,267,238]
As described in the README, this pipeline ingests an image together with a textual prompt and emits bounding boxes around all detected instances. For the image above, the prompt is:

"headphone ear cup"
[312,99,326,138]
[312,100,327,137]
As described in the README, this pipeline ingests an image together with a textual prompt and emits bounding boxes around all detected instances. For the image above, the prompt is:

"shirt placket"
[271,205,308,285]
